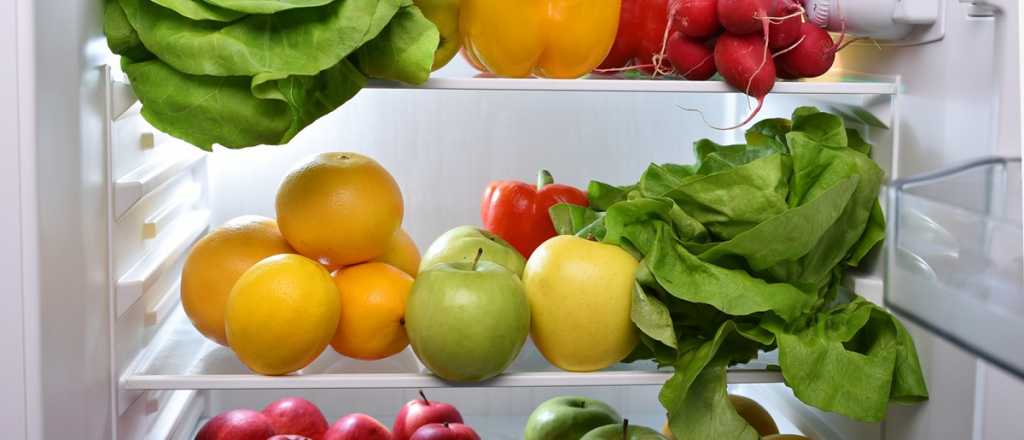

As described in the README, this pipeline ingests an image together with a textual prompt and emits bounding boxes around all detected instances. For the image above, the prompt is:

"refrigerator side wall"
[24,0,114,439]
[1,0,31,438]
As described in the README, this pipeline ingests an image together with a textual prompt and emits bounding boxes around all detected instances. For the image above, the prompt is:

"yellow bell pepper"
[460,0,621,79]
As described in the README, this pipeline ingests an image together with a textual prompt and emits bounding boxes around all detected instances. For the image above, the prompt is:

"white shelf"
[367,74,896,95]
[122,306,784,391]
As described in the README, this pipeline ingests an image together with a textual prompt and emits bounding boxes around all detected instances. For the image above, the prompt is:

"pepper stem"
[622,419,629,440]
[472,248,483,271]
[419,390,430,405]
[537,169,554,189]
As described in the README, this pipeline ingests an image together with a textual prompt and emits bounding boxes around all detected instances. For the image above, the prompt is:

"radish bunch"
[598,0,845,128]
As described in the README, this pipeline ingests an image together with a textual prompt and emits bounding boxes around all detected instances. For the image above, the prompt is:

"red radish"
[776,61,800,79]
[596,0,673,74]
[777,22,837,78]
[714,33,776,127]
[671,0,721,39]
[718,0,773,35]
[666,32,717,80]
[634,0,674,74]
[767,0,803,49]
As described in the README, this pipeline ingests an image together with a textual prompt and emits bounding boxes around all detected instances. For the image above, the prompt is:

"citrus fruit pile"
[180,152,420,375]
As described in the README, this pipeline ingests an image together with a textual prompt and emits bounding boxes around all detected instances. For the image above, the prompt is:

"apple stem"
[419,390,430,405]
[537,169,554,189]
[443,422,450,428]
[472,248,483,271]
[622,419,629,440]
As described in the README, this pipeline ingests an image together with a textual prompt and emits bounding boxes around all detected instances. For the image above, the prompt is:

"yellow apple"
[523,235,640,372]
[413,0,461,71]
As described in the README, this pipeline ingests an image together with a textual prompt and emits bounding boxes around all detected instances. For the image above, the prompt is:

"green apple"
[419,226,526,275]
[412,0,461,70]
[522,235,640,372]
[581,421,669,440]
[524,396,622,440]
[406,251,530,382]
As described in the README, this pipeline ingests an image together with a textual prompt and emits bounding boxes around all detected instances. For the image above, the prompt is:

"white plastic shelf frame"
[367,72,896,95]
[121,306,784,390]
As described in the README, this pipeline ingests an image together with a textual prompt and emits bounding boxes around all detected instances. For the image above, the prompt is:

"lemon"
[181,216,294,346]
[225,254,340,375]
[276,152,404,267]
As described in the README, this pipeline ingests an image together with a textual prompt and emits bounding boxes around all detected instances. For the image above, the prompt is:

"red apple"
[409,423,480,440]
[262,397,329,440]
[196,409,276,440]
[323,413,392,440]
[269,436,312,440]
[392,391,464,440]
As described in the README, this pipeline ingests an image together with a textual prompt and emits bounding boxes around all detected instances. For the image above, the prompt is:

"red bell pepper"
[481,170,589,258]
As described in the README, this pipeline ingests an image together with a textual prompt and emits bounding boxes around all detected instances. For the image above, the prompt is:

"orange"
[330,262,414,360]
[371,228,421,277]
[276,152,404,267]
[225,254,341,375]
[181,216,294,346]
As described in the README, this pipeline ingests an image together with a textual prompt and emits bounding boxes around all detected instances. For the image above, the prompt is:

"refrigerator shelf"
[121,305,784,391]
[366,74,896,95]
[886,156,1024,378]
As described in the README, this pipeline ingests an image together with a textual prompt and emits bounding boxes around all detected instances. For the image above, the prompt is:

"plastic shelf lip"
[114,151,205,218]
[145,280,182,327]
[121,370,783,391]
[116,211,210,318]
[144,184,201,240]
[365,77,897,95]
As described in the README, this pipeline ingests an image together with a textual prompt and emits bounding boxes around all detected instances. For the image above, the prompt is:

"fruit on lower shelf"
[196,409,276,440]
[392,391,465,440]
[261,397,329,440]
[419,226,526,275]
[276,152,404,267]
[408,423,481,440]
[522,235,640,371]
[323,413,393,440]
[406,251,530,382]
[372,228,422,277]
[181,215,294,346]
[524,396,622,440]
[581,420,668,440]
[729,394,779,437]
[330,262,414,360]
[225,254,341,375]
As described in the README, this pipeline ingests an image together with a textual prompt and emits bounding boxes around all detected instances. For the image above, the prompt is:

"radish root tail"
[678,95,765,131]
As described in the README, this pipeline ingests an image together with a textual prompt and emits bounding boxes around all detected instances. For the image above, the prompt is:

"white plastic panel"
[115,210,209,318]
[114,150,205,218]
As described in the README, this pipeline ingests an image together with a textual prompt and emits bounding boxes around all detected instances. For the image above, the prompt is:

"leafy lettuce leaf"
[122,57,365,150]
[766,298,928,422]
[590,107,926,433]
[107,0,436,148]
[149,0,246,22]
[119,0,401,77]
[203,0,336,14]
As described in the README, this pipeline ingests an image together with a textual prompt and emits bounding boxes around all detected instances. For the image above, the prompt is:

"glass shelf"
[121,306,783,390]
[886,156,1024,377]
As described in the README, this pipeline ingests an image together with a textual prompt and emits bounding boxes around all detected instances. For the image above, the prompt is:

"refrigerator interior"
[9,0,1024,439]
